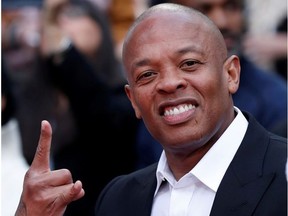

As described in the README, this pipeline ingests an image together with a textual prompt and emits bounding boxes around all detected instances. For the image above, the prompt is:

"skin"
[58,9,102,57]
[15,3,240,215]
[15,120,85,216]
[41,0,102,57]
[170,0,245,55]
[123,3,240,180]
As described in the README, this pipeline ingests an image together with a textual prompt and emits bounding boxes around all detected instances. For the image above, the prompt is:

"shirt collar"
[154,106,248,195]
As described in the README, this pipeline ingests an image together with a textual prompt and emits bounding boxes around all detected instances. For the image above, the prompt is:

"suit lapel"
[128,164,158,216]
[210,113,275,216]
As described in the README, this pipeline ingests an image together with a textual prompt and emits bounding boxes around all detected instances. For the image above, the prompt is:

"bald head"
[122,3,240,149]
[128,3,214,32]
[123,3,227,72]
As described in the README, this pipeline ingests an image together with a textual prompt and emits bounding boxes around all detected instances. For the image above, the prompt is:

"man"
[136,0,288,169]
[15,3,287,216]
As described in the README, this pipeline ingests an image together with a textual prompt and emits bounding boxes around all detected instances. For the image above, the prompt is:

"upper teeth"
[164,104,195,116]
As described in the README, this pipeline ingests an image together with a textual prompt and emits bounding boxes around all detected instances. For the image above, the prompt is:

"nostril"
[157,77,188,94]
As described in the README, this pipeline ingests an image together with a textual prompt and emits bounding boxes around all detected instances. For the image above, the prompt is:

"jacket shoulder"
[95,163,158,215]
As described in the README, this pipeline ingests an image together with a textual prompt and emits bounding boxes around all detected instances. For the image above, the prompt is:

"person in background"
[1,63,30,216]
[40,0,140,215]
[2,0,140,215]
[136,0,288,168]
[1,0,76,168]
[243,16,287,81]
[15,3,287,216]
[243,0,287,80]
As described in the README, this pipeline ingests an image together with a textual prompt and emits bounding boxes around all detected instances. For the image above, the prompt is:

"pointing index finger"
[30,120,53,171]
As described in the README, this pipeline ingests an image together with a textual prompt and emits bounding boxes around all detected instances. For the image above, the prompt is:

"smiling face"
[123,4,240,154]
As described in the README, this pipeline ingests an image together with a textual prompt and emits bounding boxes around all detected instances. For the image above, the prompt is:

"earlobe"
[124,85,142,119]
[225,55,241,94]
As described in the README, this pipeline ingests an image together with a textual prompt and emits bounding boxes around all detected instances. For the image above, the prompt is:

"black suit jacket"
[95,112,287,216]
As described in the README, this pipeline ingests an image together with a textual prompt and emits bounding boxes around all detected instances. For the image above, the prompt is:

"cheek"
[195,73,228,105]
[193,74,220,95]
[133,87,154,118]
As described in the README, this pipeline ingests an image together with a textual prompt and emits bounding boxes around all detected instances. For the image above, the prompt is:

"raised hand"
[15,120,85,216]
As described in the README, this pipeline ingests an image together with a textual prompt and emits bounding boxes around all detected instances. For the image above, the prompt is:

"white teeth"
[164,104,195,116]
[173,107,180,115]
[179,106,185,113]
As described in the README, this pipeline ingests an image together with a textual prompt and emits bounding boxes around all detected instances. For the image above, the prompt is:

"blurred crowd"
[1,0,287,215]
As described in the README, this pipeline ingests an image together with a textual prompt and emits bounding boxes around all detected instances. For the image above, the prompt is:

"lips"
[161,102,197,125]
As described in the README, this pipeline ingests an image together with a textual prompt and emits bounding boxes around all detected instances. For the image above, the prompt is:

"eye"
[180,59,201,71]
[135,71,157,83]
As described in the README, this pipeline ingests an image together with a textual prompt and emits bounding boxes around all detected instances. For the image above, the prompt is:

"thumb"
[30,120,53,171]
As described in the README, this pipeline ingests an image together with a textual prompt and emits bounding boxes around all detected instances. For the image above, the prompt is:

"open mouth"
[163,104,196,116]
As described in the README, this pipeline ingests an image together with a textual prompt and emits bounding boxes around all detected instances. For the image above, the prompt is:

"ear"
[224,55,241,94]
[124,84,142,119]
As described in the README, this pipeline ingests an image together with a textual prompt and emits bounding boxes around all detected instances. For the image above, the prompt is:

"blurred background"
[1,0,287,215]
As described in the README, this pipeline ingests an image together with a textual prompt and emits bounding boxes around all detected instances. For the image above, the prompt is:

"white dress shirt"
[151,107,248,216]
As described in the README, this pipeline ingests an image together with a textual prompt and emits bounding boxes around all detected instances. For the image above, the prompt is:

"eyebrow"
[131,45,204,70]
[133,58,151,69]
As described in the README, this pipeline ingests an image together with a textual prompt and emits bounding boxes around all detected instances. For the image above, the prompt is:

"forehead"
[126,12,212,52]
[122,11,221,74]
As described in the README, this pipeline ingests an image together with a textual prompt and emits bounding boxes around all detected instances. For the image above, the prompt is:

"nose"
[156,69,188,94]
